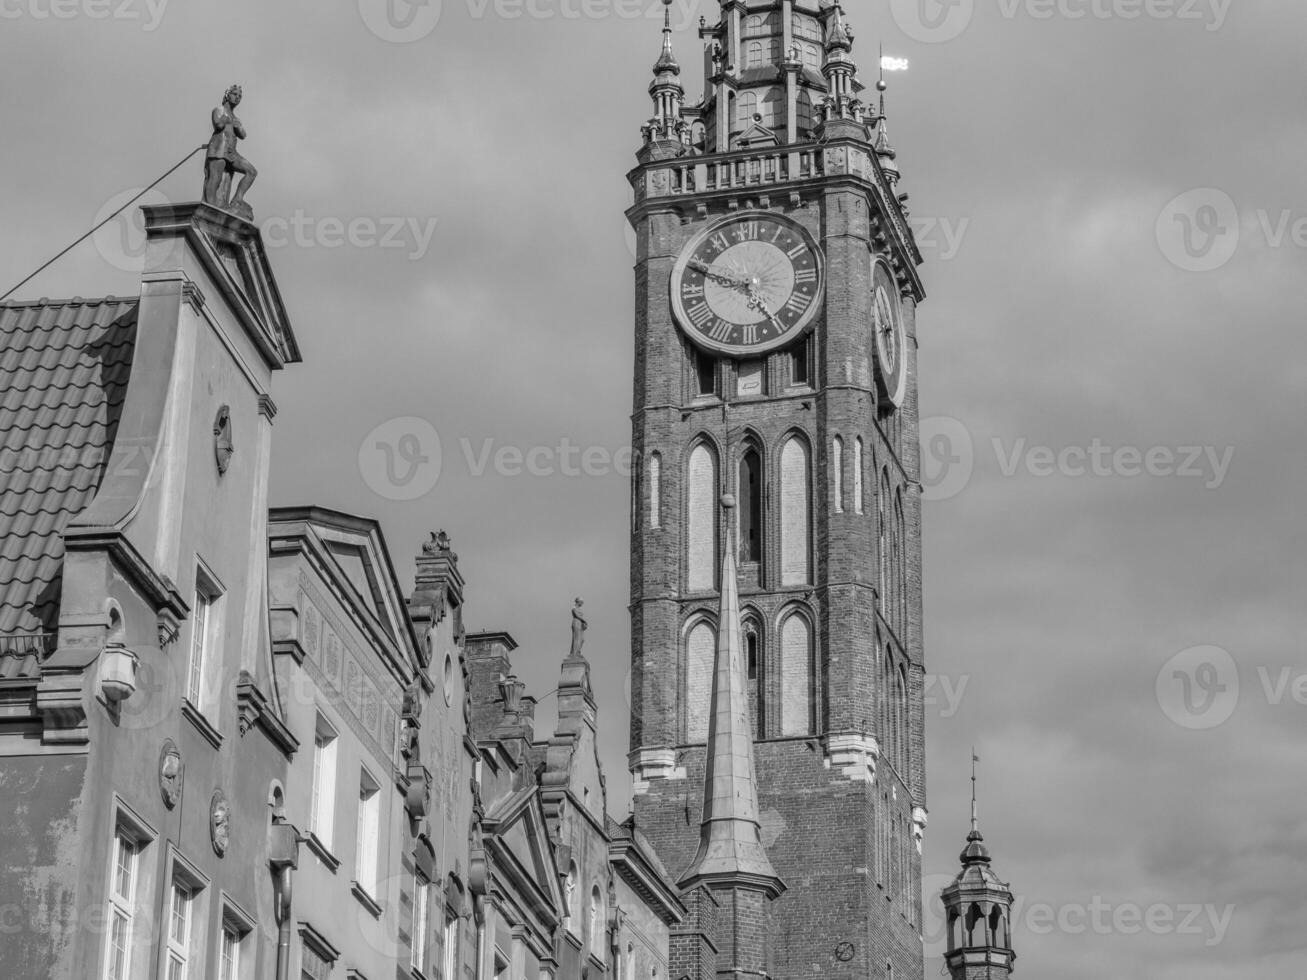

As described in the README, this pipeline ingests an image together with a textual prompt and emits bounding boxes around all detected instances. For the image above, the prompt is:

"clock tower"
[626,2,928,978]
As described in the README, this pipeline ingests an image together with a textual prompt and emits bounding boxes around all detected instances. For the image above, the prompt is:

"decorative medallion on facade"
[213,405,234,475]
[210,789,231,856]
[158,739,183,809]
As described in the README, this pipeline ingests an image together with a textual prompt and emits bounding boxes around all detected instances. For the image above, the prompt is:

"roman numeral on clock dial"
[687,302,714,327]
[784,293,811,316]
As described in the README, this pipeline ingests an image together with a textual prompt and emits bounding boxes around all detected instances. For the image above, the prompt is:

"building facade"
[626,2,930,977]
[0,195,683,979]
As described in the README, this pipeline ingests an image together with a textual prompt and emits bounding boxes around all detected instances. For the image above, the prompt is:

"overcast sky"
[3,1,1305,977]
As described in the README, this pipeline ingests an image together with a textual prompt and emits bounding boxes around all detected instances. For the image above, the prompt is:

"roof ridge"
[0,295,139,310]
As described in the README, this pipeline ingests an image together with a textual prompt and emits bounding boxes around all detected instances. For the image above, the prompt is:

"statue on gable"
[203,84,258,221]
[569,597,588,658]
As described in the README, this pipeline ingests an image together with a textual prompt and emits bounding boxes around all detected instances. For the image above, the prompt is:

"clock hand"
[689,259,750,291]
[746,287,785,332]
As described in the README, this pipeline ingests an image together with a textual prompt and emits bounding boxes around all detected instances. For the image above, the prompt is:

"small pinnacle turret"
[818,4,862,126]
[643,0,686,149]
[941,755,1017,980]
[873,69,901,184]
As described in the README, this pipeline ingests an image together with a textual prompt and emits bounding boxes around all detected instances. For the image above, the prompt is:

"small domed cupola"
[940,754,1018,980]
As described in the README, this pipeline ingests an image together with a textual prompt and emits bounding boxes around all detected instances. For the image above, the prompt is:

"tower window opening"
[739,449,763,563]
[695,351,717,398]
[789,342,809,386]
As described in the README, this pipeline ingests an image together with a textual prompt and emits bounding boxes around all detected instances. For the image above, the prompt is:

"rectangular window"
[355,769,381,897]
[105,831,140,980]
[187,565,223,709]
[166,879,194,980]
[790,343,810,386]
[411,873,431,973]
[694,350,716,397]
[310,715,338,847]
[442,912,459,980]
[219,926,240,980]
[300,946,330,980]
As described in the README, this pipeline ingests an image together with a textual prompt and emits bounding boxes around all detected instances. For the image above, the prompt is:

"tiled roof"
[0,296,138,661]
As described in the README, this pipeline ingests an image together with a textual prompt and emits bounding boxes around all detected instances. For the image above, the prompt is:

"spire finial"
[971,748,979,835]
[653,0,678,72]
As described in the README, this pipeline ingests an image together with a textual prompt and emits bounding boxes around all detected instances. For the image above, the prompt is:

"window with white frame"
[300,945,331,980]
[104,829,142,980]
[165,876,199,980]
[411,872,431,974]
[355,768,381,897]
[219,924,240,980]
[309,714,338,848]
[218,902,253,980]
[442,908,459,980]
[187,565,222,710]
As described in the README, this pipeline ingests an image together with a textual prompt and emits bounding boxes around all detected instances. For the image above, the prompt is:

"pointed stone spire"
[654,0,679,73]
[679,494,783,898]
[874,75,901,184]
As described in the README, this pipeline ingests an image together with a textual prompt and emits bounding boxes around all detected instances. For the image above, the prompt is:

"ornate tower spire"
[643,0,686,149]
[873,66,901,185]
[820,5,860,123]
[941,755,1017,980]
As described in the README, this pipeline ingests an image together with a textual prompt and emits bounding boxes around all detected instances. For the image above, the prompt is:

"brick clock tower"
[626,2,928,978]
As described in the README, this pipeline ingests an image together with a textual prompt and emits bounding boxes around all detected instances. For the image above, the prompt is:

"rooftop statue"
[203,84,257,221]
[569,597,588,658]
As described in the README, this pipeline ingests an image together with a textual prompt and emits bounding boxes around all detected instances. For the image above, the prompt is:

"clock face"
[670,211,825,357]
[872,258,907,408]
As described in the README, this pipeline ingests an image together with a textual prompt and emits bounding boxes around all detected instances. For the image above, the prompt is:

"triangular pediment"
[734,122,781,149]
[143,203,300,368]
[483,785,564,920]
[267,507,425,674]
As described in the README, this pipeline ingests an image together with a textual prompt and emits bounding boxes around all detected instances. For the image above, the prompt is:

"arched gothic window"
[685,620,716,742]
[589,885,604,957]
[779,612,813,736]
[686,443,717,592]
[780,437,811,586]
[832,436,844,514]
[566,863,579,934]
[648,452,661,530]
[739,447,762,564]
[853,438,864,514]
[743,617,764,738]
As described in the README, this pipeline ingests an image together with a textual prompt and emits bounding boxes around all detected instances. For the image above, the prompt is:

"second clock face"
[872,258,907,408]
[670,211,825,357]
